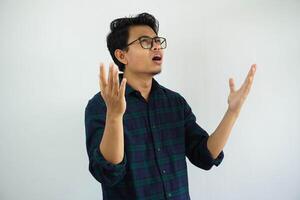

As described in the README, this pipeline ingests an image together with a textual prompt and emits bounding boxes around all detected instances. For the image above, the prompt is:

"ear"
[114,49,128,65]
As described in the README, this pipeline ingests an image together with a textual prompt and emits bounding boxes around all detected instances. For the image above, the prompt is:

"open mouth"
[152,55,162,64]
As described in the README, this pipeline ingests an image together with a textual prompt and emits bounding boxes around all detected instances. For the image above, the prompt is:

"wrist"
[106,111,123,121]
[226,108,239,119]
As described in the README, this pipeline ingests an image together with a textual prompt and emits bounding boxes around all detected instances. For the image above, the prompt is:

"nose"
[151,40,161,50]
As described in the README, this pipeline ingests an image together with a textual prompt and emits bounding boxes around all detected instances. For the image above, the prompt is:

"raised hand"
[227,64,257,115]
[99,62,127,117]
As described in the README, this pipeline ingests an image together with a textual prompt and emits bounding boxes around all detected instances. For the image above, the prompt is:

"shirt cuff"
[202,136,224,167]
[93,147,127,172]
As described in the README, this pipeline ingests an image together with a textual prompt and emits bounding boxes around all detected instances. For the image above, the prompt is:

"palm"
[99,63,127,116]
[227,64,257,115]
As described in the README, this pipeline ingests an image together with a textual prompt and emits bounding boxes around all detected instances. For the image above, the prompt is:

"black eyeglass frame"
[124,36,167,50]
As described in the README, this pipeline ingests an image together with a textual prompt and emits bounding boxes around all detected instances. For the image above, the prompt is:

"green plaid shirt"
[85,73,224,199]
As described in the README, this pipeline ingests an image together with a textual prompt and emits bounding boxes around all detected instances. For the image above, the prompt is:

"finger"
[112,65,119,96]
[229,78,235,93]
[241,76,252,94]
[244,76,254,96]
[248,64,256,76]
[249,64,256,78]
[242,64,256,87]
[99,63,107,92]
[251,63,257,73]
[108,63,114,92]
[118,78,127,98]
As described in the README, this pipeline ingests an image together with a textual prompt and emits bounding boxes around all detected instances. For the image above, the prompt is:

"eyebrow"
[139,35,158,38]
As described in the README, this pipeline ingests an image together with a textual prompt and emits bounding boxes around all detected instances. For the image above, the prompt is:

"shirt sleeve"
[181,95,224,170]
[84,95,127,187]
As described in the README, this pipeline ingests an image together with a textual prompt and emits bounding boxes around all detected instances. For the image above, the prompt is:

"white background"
[1,0,299,199]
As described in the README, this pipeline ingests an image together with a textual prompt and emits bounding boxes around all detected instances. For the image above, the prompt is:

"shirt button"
[168,193,172,197]
[152,125,156,129]
[157,147,161,152]
[162,169,166,174]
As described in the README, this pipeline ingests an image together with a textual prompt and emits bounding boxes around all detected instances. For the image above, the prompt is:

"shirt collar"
[118,73,162,96]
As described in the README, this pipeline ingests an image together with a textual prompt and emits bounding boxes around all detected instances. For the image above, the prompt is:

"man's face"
[124,25,164,76]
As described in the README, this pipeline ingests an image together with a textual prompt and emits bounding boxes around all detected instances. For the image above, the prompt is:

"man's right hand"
[99,63,127,117]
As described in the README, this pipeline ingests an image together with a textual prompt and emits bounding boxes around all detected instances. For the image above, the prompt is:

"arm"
[183,95,224,171]
[207,109,238,159]
[98,62,127,164]
[84,63,127,187]
[207,64,257,159]
[85,99,127,187]
[100,112,124,164]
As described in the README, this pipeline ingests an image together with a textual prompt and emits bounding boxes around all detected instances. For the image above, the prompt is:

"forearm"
[99,112,124,164]
[207,108,238,159]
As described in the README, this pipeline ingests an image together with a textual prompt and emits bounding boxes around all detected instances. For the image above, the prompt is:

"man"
[84,12,256,199]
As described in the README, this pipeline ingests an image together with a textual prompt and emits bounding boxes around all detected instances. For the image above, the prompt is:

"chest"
[123,97,186,163]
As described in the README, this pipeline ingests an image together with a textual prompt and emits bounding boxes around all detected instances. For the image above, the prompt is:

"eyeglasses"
[125,36,167,49]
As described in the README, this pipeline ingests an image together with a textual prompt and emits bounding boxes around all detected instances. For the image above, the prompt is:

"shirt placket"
[147,98,173,199]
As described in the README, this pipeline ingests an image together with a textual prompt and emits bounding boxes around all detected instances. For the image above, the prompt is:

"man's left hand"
[227,64,257,116]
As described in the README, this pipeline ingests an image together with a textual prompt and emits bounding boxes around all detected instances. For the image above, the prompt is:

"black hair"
[106,12,159,72]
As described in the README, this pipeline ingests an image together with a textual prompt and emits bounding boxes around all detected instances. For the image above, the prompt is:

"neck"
[123,70,153,101]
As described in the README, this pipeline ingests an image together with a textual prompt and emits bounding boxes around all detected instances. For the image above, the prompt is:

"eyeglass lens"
[140,37,166,49]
